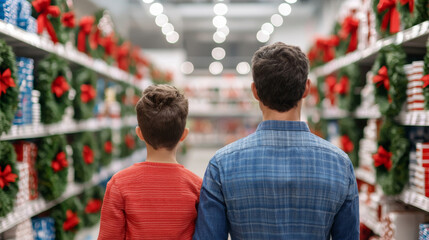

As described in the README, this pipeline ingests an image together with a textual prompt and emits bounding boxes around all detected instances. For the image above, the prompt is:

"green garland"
[119,127,138,158]
[36,135,68,201]
[35,54,71,124]
[98,128,114,166]
[371,45,407,117]
[72,68,97,120]
[398,0,429,29]
[423,39,429,110]
[338,118,365,167]
[374,119,409,195]
[71,132,98,183]
[89,9,106,60]
[0,40,18,135]
[0,141,19,217]
[51,196,83,240]
[337,64,363,112]
[372,0,400,37]
[80,185,104,227]
[316,76,326,108]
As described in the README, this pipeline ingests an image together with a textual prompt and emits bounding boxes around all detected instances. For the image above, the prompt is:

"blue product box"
[32,217,55,240]
[17,0,31,20]
[17,16,37,33]
[0,0,18,25]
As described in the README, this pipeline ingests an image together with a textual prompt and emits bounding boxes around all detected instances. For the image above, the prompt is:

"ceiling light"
[217,25,230,36]
[285,0,297,3]
[213,3,228,16]
[181,61,194,75]
[161,23,174,35]
[209,62,223,75]
[256,30,270,43]
[278,3,292,16]
[261,23,274,35]
[212,15,227,28]
[166,31,179,44]
[271,14,283,27]
[142,0,154,3]
[213,31,226,44]
[155,14,168,27]
[212,47,226,60]
[236,62,251,75]
[149,2,163,16]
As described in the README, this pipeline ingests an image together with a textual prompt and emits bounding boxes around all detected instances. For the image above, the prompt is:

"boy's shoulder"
[180,167,203,186]
[109,164,141,184]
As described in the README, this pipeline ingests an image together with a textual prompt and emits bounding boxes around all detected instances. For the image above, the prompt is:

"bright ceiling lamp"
[209,62,223,75]
[181,61,194,75]
[155,14,168,27]
[213,3,228,16]
[236,62,251,75]
[285,0,297,3]
[271,14,283,27]
[217,25,230,36]
[213,31,226,44]
[256,30,270,43]
[278,3,292,16]
[212,15,227,28]
[166,31,179,44]
[161,23,174,35]
[261,23,274,35]
[212,47,226,60]
[149,2,163,16]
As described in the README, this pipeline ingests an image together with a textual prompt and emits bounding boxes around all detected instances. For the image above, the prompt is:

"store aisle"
[179,147,218,179]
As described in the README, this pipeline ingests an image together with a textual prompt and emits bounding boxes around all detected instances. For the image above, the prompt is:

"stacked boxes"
[32,217,56,240]
[409,143,429,197]
[358,0,378,50]
[32,90,41,125]
[13,141,38,207]
[17,0,37,33]
[0,0,18,25]
[405,61,425,112]
[358,119,378,171]
[13,57,35,126]
[420,224,429,240]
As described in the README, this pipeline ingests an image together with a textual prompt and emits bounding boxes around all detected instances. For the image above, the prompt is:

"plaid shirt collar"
[256,120,310,132]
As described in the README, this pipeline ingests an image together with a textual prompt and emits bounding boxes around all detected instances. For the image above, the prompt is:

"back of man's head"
[251,42,309,112]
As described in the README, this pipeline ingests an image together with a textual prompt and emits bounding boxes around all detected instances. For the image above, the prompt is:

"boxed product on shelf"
[357,0,377,50]
[2,219,33,240]
[17,16,37,33]
[0,0,18,25]
[13,141,38,201]
[32,90,41,125]
[13,57,35,126]
[416,143,429,167]
[409,164,429,197]
[420,224,429,239]
[405,62,425,112]
[32,217,55,240]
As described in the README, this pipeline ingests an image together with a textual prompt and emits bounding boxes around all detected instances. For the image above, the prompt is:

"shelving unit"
[399,189,429,213]
[0,148,147,233]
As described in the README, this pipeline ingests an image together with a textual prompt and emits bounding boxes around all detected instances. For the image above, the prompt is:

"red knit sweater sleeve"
[98,178,126,240]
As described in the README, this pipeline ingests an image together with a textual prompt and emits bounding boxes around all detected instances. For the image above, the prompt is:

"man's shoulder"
[214,132,258,158]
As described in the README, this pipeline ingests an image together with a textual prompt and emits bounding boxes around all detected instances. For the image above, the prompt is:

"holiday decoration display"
[51,197,82,240]
[35,54,71,124]
[72,68,97,120]
[98,128,114,166]
[405,61,425,111]
[13,141,38,201]
[335,64,363,111]
[71,132,98,183]
[80,185,104,227]
[118,83,139,117]
[119,127,137,158]
[0,141,19,217]
[398,0,429,29]
[423,40,429,110]
[0,39,19,135]
[371,45,407,117]
[76,16,95,54]
[373,0,401,36]
[17,0,37,33]
[36,135,68,200]
[308,35,340,68]
[337,12,360,55]
[339,118,364,167]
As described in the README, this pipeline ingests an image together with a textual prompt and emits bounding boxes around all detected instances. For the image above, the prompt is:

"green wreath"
[119,127,138,158]
[398,0,428,29]
[373,0,402,37]
[36,135,69,201]
[118,83,137,117]
[88,9,107,60]
[71,132,98,183]
[35,54,71,124]
[80,185,104,227]
[0,141,19,217]
[373,119,409,195]
[0,40,18,135]
[72,68,97,120]
[423,39,429,109]
[371,45,407,117]
[338,118,365,167]
[51,196,83,240]
[98,128,114,166]
[336,64,363,112]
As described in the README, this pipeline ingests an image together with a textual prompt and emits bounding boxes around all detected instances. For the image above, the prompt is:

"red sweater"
[98,162,202,240]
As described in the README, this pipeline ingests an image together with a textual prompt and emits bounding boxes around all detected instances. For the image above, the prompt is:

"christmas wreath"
[118,83,139,117]
[36,135,68,201]
[371,45,407,117]
[423,39,429,109]
[398,0,428,29]
[98,128,114,166]
[72,68,97,120]
[337,13,359,55]
[336,64,363,112]
[373,0,402,37]
[80,185,104,227]
[0,40,19,135]
[119,127,138,158]
[51,196,82,240]
[373,119,409,195]
[71,132,98,183]
[0,141,19,217]
[75,16,96,54]
[338,118,365,167]
[35,54,71,124]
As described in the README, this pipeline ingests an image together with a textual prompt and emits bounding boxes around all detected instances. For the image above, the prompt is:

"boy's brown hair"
[135,85,188,150]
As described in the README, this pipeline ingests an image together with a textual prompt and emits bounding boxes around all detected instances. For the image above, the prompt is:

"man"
[193,42,359,240]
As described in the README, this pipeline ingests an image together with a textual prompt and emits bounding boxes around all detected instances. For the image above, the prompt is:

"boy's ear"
[251,83,260,101]
[180,128,189,142]
[302,79,311,98]
[135,126,145,142]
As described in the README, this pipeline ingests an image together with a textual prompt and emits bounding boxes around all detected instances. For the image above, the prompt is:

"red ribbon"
[373,66,390,90]
[0,69,15,96]
[0,165,18,189]
[104,141,113,154]
[77,16,95,53]
[90,28,102,50]
[340,16,359,53]
[400,0,414,13]
[80,84,96,103]
[125,134,135,149]
[102,33,116,57]
[340,135,354,153]
[51,76,69,98]
[316,36,339,62]
[335,76,349,95]
[373,146,393,170]
[85,199,102,213]
[116,42,131,71]
[63,210,80,231]
[307,47,319,62]
[325,75,337,105]
[31,0,60,43]
[422,74,429,88]
[377,0,400,34]
[82,145,94,164]
[51,152,68,172]
[61,12,75,28]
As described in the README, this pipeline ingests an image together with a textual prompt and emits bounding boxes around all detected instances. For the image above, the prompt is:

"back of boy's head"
[135,85,188,150]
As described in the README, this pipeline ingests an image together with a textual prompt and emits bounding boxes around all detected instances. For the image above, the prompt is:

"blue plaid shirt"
[194,120,359,240]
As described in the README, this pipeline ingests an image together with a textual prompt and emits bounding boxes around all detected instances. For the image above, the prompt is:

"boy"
[98,85,202,239]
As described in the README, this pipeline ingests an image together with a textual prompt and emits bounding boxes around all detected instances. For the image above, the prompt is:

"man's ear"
[135,126,145,141]
[251,82,260,101]
[302,79,311,98]
[180,128,189,142]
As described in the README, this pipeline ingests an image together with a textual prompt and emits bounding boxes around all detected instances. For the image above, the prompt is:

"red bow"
[51,76,69,98]
[102,33,116,57]
[85,199,102,213]
[373,146,393,170]
[373,66,390,90]
[377,0,400,34]
[125,134,135,149]
[0,69,15,96]
[340,135,354,153]
[51,151,68,172]
[82,145,94,164]
[335,76,349,95]
[104,141,113,154]
[422,74,429,88]
[325,75,337,105]
[61,12,75,28]
[340,16,359,53]
[63,210,80,231]
[80,84,96,103]
[316,36,339,62]
[77,16,95,53]
[116,42,131,71]
[307,47,319,62]
[0,165,18,189]
[90,28,102,51]
[400,0,414,13]
[32,0,60,43]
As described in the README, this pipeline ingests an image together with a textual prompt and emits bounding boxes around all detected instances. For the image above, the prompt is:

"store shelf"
[399,189,429,213]
[354,106,382,119]
[0,148,147,233]
[322,107,348,119]
[355,168,376,185]
[0,116,137,141]
[397,111,429,126]
[312,21,429,78]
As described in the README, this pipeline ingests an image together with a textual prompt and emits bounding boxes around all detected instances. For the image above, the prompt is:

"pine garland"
[71,132,98,183]
[423,39,429,109]
[371,45,407,117]
[0,141,19,217]
[72,68,97,120]
[80,185,104,227]
[36,135,68,201]
[373,0,402,37]
[0,40,18,135]
[98,128,114,166]
[119,127,138,158]
[398,0,429,29]
[336,64,363,112]
[338,118,365,167]
[35,54,71,124]
[51,196,82,240]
